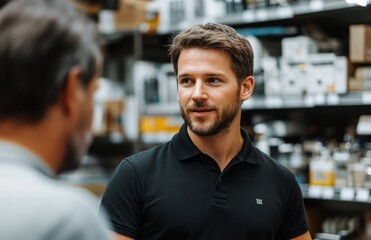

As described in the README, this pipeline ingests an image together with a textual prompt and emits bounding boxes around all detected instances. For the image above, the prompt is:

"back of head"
[168,22,254,82]
[0,0,103,123]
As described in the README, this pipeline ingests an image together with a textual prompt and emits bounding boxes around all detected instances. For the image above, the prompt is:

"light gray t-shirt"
[0,141,112,240]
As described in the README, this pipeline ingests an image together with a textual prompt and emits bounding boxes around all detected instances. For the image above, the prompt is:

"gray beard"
[58,131,92,174]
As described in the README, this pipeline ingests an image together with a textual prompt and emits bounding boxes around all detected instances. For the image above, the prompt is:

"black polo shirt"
[100,124,308,240]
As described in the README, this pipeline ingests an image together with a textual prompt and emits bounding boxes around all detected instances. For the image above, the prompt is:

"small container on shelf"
[310,148,336,187]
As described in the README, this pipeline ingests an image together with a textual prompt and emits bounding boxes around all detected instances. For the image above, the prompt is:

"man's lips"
[188,108,213,117]
[190,108,212,112]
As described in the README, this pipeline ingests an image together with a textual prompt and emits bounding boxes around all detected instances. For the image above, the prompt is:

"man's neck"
[0,117,64,174]
[188,124,244,171]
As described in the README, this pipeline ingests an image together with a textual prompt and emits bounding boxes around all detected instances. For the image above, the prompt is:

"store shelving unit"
[99,0,371,237]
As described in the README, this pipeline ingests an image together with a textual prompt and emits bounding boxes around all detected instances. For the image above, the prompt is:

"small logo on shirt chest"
[256,198,263,205]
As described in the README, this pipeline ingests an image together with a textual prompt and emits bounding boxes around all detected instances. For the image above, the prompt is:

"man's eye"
[180,78,192,85]
[208,78,220,84]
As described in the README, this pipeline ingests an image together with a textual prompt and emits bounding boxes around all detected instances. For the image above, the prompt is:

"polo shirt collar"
[0,140,55,178]
[171,123,259,165]
[171,124,202,161]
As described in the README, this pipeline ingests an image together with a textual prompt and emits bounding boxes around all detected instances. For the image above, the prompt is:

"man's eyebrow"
[177,73,227,78]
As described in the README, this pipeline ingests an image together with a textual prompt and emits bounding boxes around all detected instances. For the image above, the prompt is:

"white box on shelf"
[282,36,318,63]
[280,59,307,95]
[133,61,159,105]
[262,57,281,95]
[307,53,336,94]
[157,63,178,104]
[333,56,348,94]
[306,54,347,94]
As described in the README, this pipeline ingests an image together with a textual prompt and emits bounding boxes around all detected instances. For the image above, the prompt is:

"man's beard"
[180,96,240,137]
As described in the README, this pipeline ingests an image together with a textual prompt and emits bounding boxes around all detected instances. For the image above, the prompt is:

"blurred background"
[3,0,371,239]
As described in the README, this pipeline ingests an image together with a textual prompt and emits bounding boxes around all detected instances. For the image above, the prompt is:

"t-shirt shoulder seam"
[282,224,309,239]
[125,158,144,201]
[112,223,137,239]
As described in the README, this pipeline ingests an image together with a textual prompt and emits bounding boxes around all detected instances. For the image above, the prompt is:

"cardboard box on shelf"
[350,25,371,63]
[98,0,150,33]
[355,66,371,79]
[348,78,371,92]
[114,0,149,31]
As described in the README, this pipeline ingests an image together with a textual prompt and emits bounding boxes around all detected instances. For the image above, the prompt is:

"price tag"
[277,6,294,19]
[308,186,322,198]
[314,94,326,105]
[333,151,350,162]
[256,9,268,21]
[265,96,283,108]
[304,95,314,107]
[362,92,371,104]
[327,94,340,105]
[243,10,255,22]
[340,187,355,201]
[309,0,324,11]
[322,187,335,199]
[356,188,370,202]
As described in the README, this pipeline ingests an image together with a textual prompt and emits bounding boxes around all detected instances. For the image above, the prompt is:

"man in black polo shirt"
[100,23,312,240]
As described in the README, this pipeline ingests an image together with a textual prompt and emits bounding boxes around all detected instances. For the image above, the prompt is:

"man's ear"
[59,67,82,117]
[240,76,255,102]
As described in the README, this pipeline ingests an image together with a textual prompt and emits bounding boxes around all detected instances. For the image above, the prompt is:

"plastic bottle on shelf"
[290,143,305,168]
[309,147,336,186]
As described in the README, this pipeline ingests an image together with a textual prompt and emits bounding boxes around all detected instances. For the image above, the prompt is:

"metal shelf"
[219,0,357,25]
[243,93,371,110]
[142,93,371,115]
[144,102,180,115]
[156,0,367,34]
[301,184,371,204]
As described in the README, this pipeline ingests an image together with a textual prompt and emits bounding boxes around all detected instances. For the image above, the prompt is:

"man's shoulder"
[36,182,111,239]
[110,141,175,182]
[22,175,100,218]
[126,141,173,166]
[254,147,296,180]
[0,167,111,240]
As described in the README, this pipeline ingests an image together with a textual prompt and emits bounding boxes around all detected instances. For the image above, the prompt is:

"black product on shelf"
[144,77,159,104]
[252,69,265,96]
[103,0,118,10]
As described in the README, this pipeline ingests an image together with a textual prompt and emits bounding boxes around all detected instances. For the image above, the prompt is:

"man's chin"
[189,123,215,137]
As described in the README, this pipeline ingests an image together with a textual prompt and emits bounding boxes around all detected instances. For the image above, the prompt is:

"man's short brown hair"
[169,23,254,82]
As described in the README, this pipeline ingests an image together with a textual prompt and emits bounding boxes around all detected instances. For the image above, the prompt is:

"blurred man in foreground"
[0,0,112,239]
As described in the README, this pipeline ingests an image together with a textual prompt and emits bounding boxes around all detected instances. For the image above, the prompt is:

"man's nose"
[192,81,208,101]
